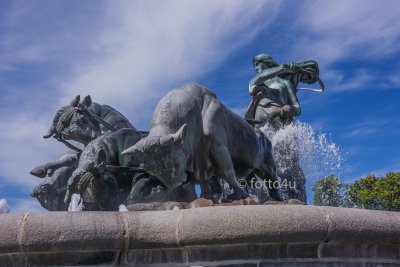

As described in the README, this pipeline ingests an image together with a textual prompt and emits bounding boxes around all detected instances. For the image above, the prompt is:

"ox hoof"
[243,197,257,205]
[231,197,256,205]
[187,198,214,208]
[285,199,305,205]
[226,191,249,202]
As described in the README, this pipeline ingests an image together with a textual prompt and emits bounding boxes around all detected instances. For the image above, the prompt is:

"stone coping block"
[0,205,399,266]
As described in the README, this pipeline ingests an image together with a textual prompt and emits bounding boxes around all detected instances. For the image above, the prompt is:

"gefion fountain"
[1,55,399,267]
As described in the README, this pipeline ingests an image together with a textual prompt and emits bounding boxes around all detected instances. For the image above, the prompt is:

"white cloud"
[321,69,374,93]
[0,114,67,189]
[292,0,400,67]
[280,0,400,96]
[0,0,279,199]
[336,69,372,91]
[60,1,279,126]
[343,114,400,139]
[2,1,398,210]
[0,1,107,68]
[388,71,400,87]
[344,127,379,140]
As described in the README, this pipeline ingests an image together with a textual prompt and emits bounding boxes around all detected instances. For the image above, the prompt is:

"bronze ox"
[122,83,281,201]
[31,95,135,210]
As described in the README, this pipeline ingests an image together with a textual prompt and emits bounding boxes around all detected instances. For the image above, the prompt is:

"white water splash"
[68,194,83,211]
[0,198,10,214]
[261,121,344,183]
[119,204,129,212]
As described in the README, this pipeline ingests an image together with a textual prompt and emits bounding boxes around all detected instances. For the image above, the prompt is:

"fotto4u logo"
[238,177,296,190]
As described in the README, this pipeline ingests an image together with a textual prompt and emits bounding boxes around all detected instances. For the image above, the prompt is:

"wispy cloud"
[0,0,278,196]
[60,1,279,124]
[281,0,400,95]
[331,69,373,92]
[292,0,400,66]
[0,114,67,189]
[388,71,400,88]
[344,163,400,184]
[0,1,103,71]
[1,1,399,210]
[343,115,400,139]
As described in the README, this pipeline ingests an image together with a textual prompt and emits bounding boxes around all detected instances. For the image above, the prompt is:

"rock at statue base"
[230,197,257,205]
[285,198,305,205]
[187,198,214,208]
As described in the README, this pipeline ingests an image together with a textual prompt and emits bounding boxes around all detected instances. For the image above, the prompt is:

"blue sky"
[0,0,399,212]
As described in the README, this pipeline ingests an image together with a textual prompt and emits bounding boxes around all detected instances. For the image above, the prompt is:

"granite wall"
[0,205,399,266]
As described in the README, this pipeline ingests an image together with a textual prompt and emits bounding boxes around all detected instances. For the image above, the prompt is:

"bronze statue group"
[30,54,323,211]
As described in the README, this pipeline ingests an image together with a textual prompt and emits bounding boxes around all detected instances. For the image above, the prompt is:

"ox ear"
[70,95,80,107]
[159,135,174,147]
[159,123,187,147]
[82,95,92,107]
[173,123,187,144]
[95,148,107,166]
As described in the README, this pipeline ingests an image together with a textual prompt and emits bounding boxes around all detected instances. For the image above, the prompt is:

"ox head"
[127,177,173,204]
[43,95,101,145]
[122,124,188,190]
[127,176,197,204]
[32,183,58,210]
[31,166,73,211]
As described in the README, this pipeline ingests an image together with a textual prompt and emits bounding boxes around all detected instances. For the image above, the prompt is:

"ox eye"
[152,185,162,193]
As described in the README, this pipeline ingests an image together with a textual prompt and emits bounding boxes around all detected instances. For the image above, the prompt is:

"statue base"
[1,205,399,266]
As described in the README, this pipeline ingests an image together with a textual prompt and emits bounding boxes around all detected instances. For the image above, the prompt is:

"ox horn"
[30,165,47,178]
[121,145,137,155]
[82,95,92,107]
[70,95,80,107]
[159,135,174,147]
[43,125,56,139]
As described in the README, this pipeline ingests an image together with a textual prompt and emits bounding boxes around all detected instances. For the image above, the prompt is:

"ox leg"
[199,180,220,203]
[198,168,219,203]
[200,180,213,199]
[30,154,78,178]
[211,145,249,200]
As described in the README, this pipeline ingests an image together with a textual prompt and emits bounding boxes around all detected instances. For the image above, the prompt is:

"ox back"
[123,83,278,201]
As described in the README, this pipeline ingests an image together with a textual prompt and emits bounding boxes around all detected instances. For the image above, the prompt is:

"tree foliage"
[313,172,400,212]
[312,175,344,207]
[345,172,400,211]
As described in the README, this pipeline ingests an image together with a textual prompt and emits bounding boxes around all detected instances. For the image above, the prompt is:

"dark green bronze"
[30,54,324,210]
[245,53,323,129]
[245,53,324,202]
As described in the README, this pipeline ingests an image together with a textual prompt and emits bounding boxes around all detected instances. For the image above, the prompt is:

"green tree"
[312,175,344,207]
[345,172,400,211]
